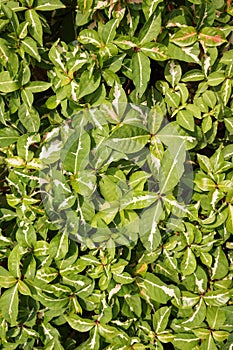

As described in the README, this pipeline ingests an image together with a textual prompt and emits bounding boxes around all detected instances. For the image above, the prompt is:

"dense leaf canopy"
[0,0,233,349]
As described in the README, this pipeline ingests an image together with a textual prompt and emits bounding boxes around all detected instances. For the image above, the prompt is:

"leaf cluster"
[0,0,233,349]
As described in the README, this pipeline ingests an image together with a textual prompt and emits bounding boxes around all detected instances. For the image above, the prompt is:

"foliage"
[0,0,233,349]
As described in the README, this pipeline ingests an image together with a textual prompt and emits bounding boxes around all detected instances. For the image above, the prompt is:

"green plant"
[0,0,233,349]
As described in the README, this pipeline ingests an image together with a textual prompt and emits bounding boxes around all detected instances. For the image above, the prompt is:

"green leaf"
[194,174,215,191]
[168,42,201,65]
[75,327,100,350]
[124,294,141,318]
[141,42,168,61]
[0,208,17,222]
[139,200,163,252]
[172,333,199,350]
[132,51,151,98]
[113,272,134,284]
[138,11,161,45]
[18,105,40,132]
[49,41,66,71]
[182,69,205,82]
[157,122,197,150]
[101,19,118,44]
[78,29,102,47]
[211,246,229,280]
[78,70,101,99]
[206,307,226,330]
[171,27,198,47]
[25,81,51,93]
[111,81,127,117]
[65,314,95,332]
[181,298,206,328]
[153,306,171,333]
[49,230,69,260]
[25,9,43,45]
[164,89,181,108]
[142,0,163,19]
[114,36,137,50]
[220,49,233,64]
[159,144,186,194]
[204,290,232,307]
[0,284,19,325]
[137,272,179,304]
[106,124,149,154]
[97,323,127,342]
[120,191,157,210]
[221,78,232,105]
[35,0,65,11]
[71,170,96,197]
[177,109,195,131]
[212,330,230,342]
[62,131,90,174]
[0,127,19,147]
[0,71,19,93]
[199,28,226,46]
[21,37,41,61]
[199,333,217,350]
[8,245,23,278]
[225,117,233,135]
[164,60,182,87]
[181,247,197,276]
[0,267,17,288]
[18,280,31,296]
[207,71,225,86]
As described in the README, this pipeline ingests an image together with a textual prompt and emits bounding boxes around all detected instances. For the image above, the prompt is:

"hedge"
[0,0,233,349]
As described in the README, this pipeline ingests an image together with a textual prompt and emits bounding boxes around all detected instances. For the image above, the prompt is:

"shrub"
[0,0,233,349]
